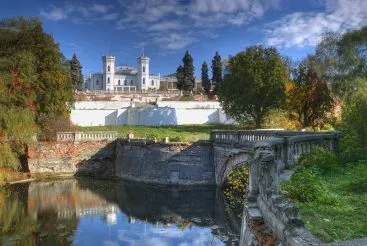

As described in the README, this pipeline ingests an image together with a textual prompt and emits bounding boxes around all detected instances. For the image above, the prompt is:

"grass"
[78,124,243,142]
[293,164,367,242]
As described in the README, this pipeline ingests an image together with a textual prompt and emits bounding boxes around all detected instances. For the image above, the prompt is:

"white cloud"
[41,2,118,22]
[40,7,67,21]
[153,33,197,50]
[148,21,182,31]
[265,0,367,48]
[116,0,280,50]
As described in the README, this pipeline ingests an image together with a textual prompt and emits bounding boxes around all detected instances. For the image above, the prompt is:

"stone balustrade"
[238,131,342,246]
[56,131,118,142]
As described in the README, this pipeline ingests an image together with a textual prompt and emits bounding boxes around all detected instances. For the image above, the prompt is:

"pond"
[0,178,240,246]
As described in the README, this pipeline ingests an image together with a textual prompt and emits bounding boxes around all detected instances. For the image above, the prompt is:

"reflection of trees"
[0,179,241,245]
[0,183,79,245]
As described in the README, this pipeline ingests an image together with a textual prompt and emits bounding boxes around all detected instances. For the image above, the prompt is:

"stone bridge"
[210,130,342,246]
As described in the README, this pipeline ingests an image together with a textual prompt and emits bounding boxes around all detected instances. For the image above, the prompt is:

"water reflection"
[0,179,239,246]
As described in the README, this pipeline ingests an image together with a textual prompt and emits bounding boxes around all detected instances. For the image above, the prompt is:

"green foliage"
[211,51,223,84]
[263,109,300,130]
[341,80,367,148]
[178,95,195,101]
[175,65,184,91]
[217,45,288,128]
[298,147,339,173]
[312,28,367,98]
[0,143,21,171]
[201,62,210,95]
[176,50,195,94]
[69,54,83,91]
[0,17,74,169]
[223,164,249,213]
[282,167,332,203]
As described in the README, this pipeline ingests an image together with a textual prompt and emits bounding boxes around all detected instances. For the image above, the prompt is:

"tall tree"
[69,54,83,91]
[217,46,288,128]
[176,65,184,91]
[0,17,74,169]
[311,28,367,99]
[182,50,195,93]
[201,62,210,95]
[287,60,333,128]
[211,51,223,84]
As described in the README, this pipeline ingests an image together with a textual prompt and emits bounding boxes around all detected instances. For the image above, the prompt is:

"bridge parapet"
[239,131,341,245]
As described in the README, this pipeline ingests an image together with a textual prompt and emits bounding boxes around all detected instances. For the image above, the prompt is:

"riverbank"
[0,168,74,187]
[282,148,367,242]
[78,124,243,142]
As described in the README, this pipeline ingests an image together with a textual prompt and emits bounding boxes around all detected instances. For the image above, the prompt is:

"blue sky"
[2,0,367,77]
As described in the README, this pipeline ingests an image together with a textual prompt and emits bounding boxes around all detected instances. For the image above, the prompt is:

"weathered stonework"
[28,141,116,177]
[115,140,215,185]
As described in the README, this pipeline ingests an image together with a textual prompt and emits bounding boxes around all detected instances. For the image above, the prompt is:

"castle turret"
[102,55,115,90]
[137,56,150,90]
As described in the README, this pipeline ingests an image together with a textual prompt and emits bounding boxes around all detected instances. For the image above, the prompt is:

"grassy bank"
[282,148,367,242]
[78,124,243,142]
[298,166,367,242]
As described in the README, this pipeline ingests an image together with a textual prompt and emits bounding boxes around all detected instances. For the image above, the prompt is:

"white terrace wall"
[70,101,236,126]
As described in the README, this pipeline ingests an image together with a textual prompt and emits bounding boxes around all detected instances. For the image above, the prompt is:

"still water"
[0,179,240,246]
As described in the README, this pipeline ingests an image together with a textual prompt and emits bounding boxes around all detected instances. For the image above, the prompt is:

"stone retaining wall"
[115,141,214,185]
[28,141,116,177]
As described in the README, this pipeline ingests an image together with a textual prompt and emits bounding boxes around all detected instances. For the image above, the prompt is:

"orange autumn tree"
[286,60,333,128]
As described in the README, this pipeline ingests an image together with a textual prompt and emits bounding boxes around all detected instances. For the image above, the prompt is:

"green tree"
[212,51,223,84]
[176,65,184,91]
[201,62,210,95]
[182,50,195,93]
[287,60,333,128]
[176,50,195,94]
[0,17,74,170]
[311,28,367,98]
[69,54,83,91]
[217,46,288,128]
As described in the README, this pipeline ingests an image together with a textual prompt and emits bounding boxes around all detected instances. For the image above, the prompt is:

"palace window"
[131,80,133,85]
[151,80,154,86]
[108,66,110,72]
[118,80,121,85]
[108,77,110,84]
[143,78,145,84]
[143,66,145,72]
[96,80,99,85]
[124,79,127,86]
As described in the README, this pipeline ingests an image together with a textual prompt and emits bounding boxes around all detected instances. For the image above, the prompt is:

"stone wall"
[114,141,215,185]
[28,141,116,177]
[28,139,215,185]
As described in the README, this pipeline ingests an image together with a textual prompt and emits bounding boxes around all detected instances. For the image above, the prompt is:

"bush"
[298,147,339,173]
[223,164,249,213]
[41,115,77,141]
[282,167,331,203]
[342,81,367,148]
[0,172,6,186]
[343,161,367,193]
[178,95,194,101]
[0,143,21,171]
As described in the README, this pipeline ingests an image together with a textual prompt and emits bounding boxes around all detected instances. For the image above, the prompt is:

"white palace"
[84,55,160,91]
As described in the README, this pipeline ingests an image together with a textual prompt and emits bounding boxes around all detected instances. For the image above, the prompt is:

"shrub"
[223,164,249,213]
[343,161,367,193]
[178,95,195,101]
[298,147,339,173]
[282,167,329,203]
[0,143,21,171]
[0,172,6,186]
[40,115,77,141]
